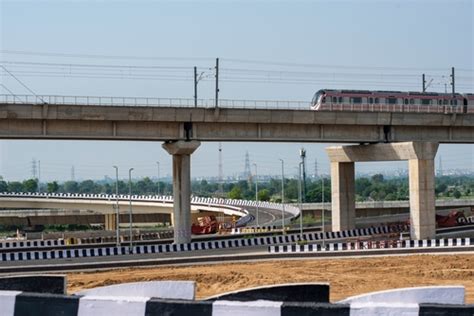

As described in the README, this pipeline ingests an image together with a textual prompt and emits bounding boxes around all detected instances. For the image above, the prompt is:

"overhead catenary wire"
[0,65,46,103]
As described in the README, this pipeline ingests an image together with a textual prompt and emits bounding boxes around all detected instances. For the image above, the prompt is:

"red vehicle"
[436,210,467,228]
[191,216,218,235]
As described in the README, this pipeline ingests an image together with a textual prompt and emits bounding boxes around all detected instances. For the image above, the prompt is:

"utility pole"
[156,161,160,196]
[194,66,198,107]
[37,160,41,193]
[253,163,259,227]
[215,58,219,108]
[279,159,285,230]
[450,67,455,100]
[113,166,120,247]
[300,148,306,202]
[218,142,223,195]
[314,158,318,178]
[31,158,37,180]
[422,74,426,92]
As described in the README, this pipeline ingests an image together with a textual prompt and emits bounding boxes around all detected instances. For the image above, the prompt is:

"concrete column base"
[163,140,200,244]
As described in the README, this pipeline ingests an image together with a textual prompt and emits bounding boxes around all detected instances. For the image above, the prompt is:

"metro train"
[311,89,474,114]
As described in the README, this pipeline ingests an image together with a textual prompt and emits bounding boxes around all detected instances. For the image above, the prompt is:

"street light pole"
[322,175,325,248]
[156,161,160,196]
[279,159,285,230]
[253,163,259,227]
[128,167,134,252]
[113,166,120,247]
[298,162,303,240]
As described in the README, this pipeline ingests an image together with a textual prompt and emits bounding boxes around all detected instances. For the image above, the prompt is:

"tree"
[371,174,384,183]
[79,180,97,193]
[0,180,7,192]
[22,179,38,192]
[8,181,23,192]
[47,181,59,193]
[453,189,462,199]
[63,181,79,193]
[227,186,242,200]
[258,189,270,202]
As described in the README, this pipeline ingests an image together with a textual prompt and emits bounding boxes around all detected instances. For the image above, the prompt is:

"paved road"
[246,206,294,227]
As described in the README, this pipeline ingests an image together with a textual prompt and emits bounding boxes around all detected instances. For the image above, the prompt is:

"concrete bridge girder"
[326,142,439,240]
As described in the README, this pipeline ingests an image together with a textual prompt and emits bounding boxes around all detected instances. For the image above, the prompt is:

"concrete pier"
[104,213,116,231]
[326,142,439,240]
[162,140,200,244]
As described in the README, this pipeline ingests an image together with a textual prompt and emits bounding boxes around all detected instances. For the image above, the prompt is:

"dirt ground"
[67,254,474,302]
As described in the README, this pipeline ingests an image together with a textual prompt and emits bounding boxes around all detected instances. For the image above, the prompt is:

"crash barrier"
[232,225,284,234]
[1,279,472,316]
[0,275,66,294]
[269,237,473,253]
[0,239,65,250]
[0,224,408,262]
[0,192,298,218]
[458,216,474,225]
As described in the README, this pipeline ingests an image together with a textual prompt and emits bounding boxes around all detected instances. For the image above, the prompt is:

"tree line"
[0,174,472,203]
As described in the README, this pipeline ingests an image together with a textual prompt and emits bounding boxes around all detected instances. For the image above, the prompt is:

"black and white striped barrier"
[1,282,473,316]
[0,224,408,262]
[0,239,65,250]
[269,237,473,253]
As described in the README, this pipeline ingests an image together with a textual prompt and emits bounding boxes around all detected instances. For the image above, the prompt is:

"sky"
[0,0,473,182]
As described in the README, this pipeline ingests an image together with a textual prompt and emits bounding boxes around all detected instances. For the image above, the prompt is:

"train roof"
[319,89,465,98]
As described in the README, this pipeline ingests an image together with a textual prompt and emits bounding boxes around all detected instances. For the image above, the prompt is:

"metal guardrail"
[0,94,311,110]
[2,94,471,113]
[298,199,474,210]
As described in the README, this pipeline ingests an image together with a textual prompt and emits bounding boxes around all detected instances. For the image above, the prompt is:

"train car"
[311,89,473,114]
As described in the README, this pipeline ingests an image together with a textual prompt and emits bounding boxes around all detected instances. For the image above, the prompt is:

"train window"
[338,97,343,103]
[438,100,442,105]
[322,97,326,103]
[387,97,397,104]
[332,97,337,103]
[404,99,409,105]
[410,99,415,104]
[450,100,457,105]
[351,97,362,104]
[421,99,431,105]
[369,97,373,104]
[374,97,379,104]
[443,100,448,105]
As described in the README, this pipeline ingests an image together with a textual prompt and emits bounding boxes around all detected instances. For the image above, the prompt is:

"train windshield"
[312,90,325,106]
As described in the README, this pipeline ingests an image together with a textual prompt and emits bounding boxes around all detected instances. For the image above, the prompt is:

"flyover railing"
[2,94,470,113]
[0,94,311,110]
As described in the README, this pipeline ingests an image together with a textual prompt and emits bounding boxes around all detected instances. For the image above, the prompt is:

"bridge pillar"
[162,140,201,244]
[104,214,116,231]
[330,161,355,231]
[326,142,439,240]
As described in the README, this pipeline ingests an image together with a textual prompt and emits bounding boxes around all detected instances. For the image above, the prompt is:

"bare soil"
[67,254,474,302]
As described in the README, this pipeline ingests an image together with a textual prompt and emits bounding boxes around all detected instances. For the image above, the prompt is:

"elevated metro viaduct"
[1,98,474,242]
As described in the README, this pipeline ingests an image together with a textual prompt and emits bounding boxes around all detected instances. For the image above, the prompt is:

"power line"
[1,66,46,103]
[0,50,215,61]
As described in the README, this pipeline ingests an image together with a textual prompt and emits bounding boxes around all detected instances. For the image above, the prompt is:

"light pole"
[253,163,259,227]
[279,159,285,230]
[128,167,134,252]
[156,161,160,196]
[321,175,325,248]
[298,162,303,240]
[113,166,120,247]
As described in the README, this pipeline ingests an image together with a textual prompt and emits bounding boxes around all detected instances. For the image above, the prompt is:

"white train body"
[311,89,474,114]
